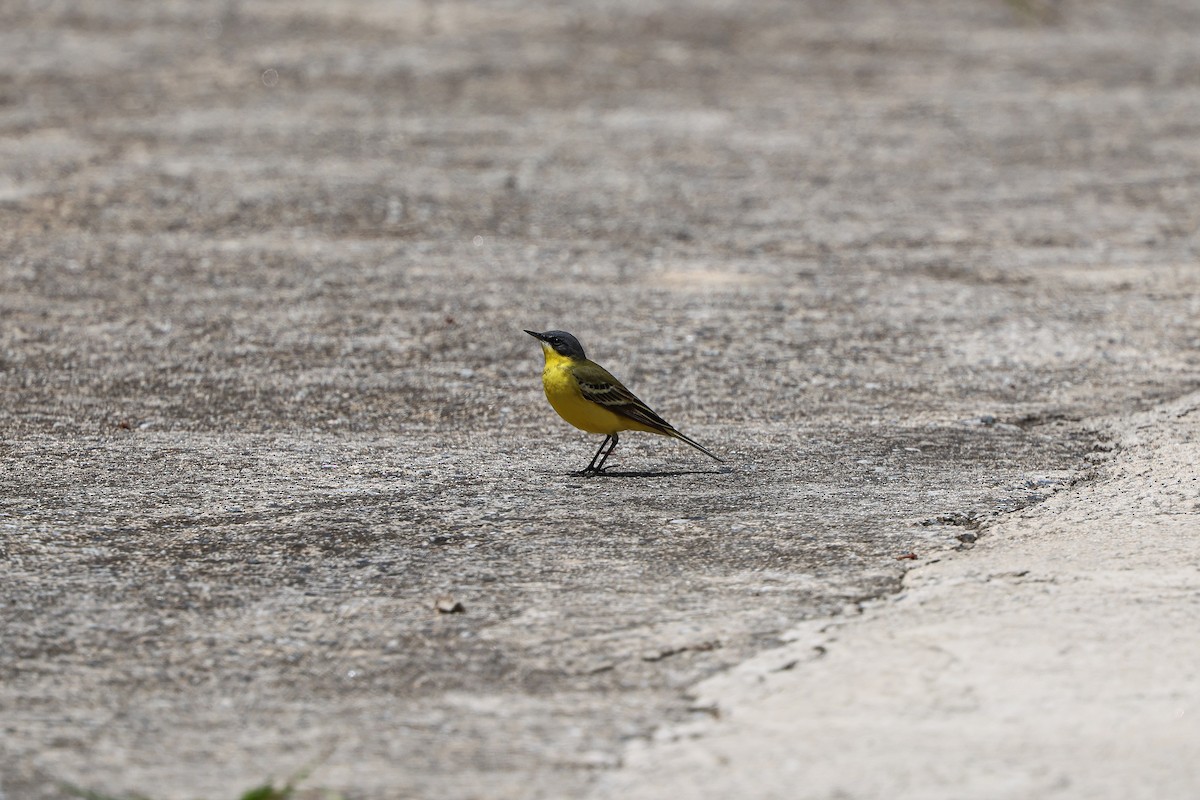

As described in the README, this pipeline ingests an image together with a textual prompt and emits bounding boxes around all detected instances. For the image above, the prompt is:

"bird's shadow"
[572,466,733,479]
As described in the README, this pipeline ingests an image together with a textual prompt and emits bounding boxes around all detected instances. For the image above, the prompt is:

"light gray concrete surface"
[2,1,1200,799]
[593,392,1200,799]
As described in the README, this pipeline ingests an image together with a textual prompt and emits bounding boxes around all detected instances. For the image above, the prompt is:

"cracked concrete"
[592,392,1200,800]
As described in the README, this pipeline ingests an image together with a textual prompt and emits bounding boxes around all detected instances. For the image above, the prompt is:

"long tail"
[668,429,723,462]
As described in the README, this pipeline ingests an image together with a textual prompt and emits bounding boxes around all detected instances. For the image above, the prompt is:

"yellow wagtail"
[525,329,722,475]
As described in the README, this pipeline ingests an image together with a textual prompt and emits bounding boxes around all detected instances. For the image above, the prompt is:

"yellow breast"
[541,357,625,434]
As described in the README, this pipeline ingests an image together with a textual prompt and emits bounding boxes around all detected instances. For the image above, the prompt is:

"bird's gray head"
[524,329,587,360]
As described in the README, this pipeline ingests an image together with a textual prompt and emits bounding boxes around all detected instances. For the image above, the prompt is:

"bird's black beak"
[524,329,547,342]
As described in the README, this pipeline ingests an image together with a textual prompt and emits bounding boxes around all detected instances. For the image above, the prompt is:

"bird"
[524,329,722,475]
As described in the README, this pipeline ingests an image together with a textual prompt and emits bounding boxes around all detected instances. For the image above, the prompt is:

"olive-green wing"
[572,361,677,433]
[572,360,723,462]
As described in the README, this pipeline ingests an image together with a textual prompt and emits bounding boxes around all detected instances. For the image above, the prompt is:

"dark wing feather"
[573,360,723,462]
[573,362,677,433]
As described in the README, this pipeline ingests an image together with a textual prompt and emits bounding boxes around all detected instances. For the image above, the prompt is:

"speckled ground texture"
[1,1,1198,799]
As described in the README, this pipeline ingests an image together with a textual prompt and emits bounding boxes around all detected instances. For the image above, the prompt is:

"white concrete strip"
[594,393,1200,800]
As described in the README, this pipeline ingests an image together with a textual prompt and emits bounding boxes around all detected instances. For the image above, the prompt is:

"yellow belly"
[541,360,656,435]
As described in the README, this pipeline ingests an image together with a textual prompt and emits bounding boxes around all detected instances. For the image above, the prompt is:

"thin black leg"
[592,432,619,473]
[576,434,612,476]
